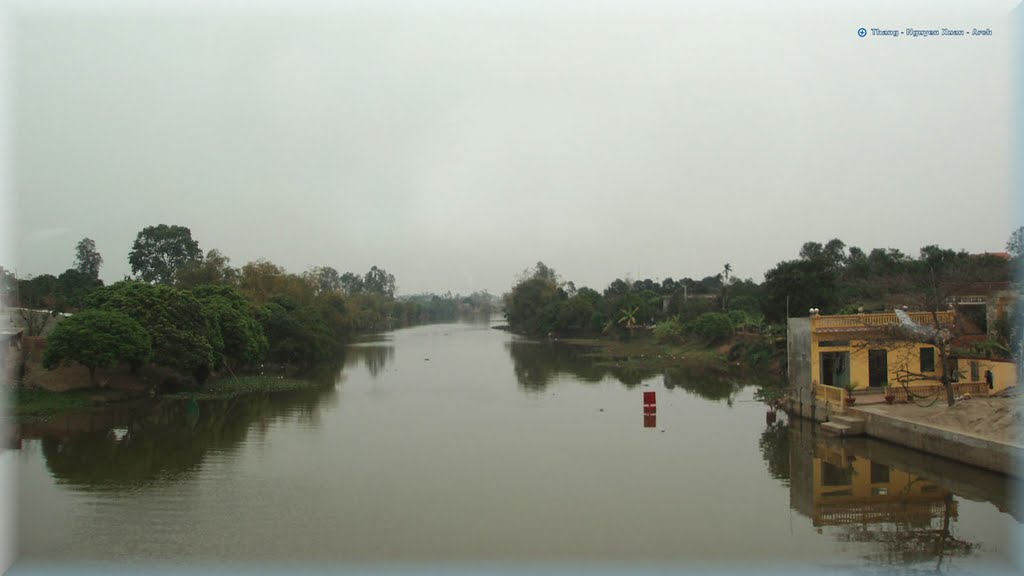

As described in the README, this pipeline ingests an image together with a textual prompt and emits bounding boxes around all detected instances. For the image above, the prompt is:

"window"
[821,462,853,487]
[920,347,935,372]
[870,462,890,484]
[971,361,980,381]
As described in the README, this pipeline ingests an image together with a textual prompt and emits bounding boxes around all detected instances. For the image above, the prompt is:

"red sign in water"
[643,391,656,406]
[644,413,657,428]
[643,391,656,421]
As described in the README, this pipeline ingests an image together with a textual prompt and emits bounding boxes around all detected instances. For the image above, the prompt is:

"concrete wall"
[787,318,811,400]
[850,406,1023,478]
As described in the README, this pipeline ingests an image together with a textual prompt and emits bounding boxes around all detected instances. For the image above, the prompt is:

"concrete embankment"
[847,404,1023,478]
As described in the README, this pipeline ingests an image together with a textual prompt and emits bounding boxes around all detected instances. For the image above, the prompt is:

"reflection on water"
[20,384,338,490]
[344,344,395,378]
[767,417,1022,569]
[505,338,745,402]
[11,320,1020,568]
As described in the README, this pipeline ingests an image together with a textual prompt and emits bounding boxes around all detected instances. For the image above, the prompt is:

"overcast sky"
[4,1,1020,295]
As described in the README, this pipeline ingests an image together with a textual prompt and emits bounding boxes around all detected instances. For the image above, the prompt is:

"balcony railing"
[813,383,848,413]
[887,381,989,403]
[812,311,955,332]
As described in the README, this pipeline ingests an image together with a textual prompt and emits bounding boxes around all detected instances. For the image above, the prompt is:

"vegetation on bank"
[2,223,497,391]
[10,388,107,418]
[162,376,322,400]
[502,232,1023,379]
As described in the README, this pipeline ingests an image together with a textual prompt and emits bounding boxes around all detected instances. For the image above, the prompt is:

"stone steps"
[822,414,866,437]
[830,415,865,435]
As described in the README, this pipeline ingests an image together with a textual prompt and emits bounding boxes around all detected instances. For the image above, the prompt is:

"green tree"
[306,266,342,295]
[720,263,732,311]
[340,272,364,295]
[87,281,215,382]
[17,274,59,309]
[42,309,152,385]
[74,238,103,279]
[175,249,238,288]
[129,224,203,285]
[1007,226,1024,258]
[762,258,838,322]
[364,266,396,298]
[504,262,561,334]
[56,268,103,311]
[258,296,334,366]
[192,285,268,369]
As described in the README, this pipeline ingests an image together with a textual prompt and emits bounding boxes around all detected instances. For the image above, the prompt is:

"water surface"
[10,319,1023,571]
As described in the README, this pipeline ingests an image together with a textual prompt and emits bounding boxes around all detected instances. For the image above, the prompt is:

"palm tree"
[618,306,639,334]
[721,263,732,311]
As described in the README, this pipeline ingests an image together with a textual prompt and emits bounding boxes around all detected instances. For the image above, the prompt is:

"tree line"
[2,224,495,386]
[503,229,1023,372]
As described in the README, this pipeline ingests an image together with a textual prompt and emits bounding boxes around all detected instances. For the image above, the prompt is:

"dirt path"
[863,392,1024,446]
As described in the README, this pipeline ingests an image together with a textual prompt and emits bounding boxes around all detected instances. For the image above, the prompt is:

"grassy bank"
[559,337,732,372]
[162,375,322,400]
[9,388,113,418]
[9,376,324,419]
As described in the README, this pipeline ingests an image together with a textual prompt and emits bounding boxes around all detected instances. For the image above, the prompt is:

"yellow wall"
[810,333,944,391]
[813,455,944,503]
[956,358,1018,393]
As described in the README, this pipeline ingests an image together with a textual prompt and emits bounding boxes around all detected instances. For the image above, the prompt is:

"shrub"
[686,312,734,344]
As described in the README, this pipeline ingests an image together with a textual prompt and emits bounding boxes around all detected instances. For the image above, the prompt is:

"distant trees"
[504,262,564,334]
[306,266,341,295]
[1008,226,1024,259]
[73,238,103,279]
[363,266,396,298]
[42,309,152,386]
[175,249,238,288]
[129,224,203,285]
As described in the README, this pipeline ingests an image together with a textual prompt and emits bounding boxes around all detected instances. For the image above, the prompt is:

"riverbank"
[840,395,1024,477]
[557,337,733,372]
[161,375,321,400]
[8,375,324,420]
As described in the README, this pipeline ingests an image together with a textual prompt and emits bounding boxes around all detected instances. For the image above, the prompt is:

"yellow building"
[809,309,1017,395]
[810,437,954,527]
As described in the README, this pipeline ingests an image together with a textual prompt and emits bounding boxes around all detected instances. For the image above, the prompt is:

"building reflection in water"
[779,418,997,567]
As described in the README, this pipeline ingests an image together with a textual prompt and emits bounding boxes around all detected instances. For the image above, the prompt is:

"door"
[868,349,888,388]
[820,352,850,388]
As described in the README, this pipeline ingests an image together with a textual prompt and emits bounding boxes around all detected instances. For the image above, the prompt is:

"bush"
[686,312,733,344]
[653,317,684,344]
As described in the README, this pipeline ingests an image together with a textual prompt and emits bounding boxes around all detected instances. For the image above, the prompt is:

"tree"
[87,281,216,382]
[1007,226,1024,258]
[340,272,364,295]
[128,224,203,285]
[363,266,396,298]
[191,285,268,369]
[16,274,59,309]
[56,268,103,310]
[42,309,152,385]
[306,266,341,295]
[762,258,838,322]
[504,262,562,334]
[720,263,732,311]
[74,238,103,279]
[175,249,238,288]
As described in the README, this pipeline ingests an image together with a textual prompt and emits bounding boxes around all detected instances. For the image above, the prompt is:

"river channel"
[8,319,1023,572]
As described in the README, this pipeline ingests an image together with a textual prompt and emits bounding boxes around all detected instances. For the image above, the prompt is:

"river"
[7,319,1023,573]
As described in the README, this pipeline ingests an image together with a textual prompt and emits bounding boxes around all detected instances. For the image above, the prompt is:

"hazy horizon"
[5,1,1020,295]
